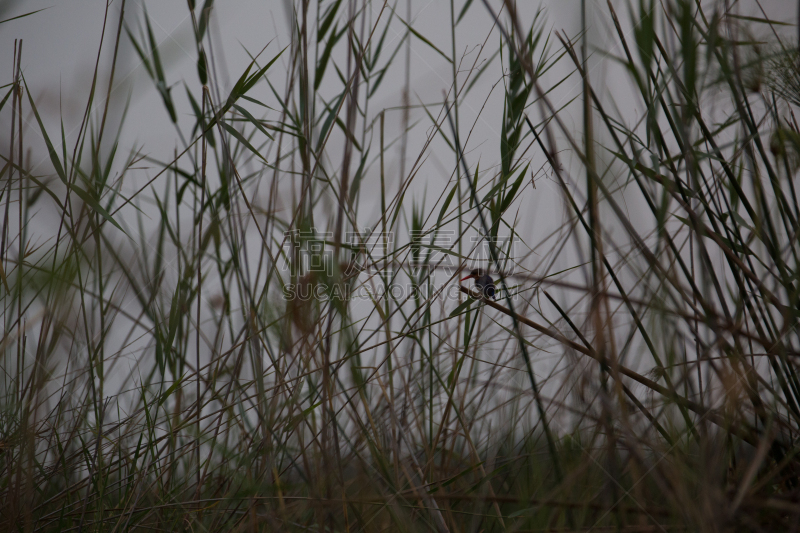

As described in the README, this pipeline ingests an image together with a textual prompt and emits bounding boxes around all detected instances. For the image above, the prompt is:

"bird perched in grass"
[460,269,496,300]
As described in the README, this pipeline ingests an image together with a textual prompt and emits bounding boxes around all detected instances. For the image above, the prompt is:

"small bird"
[460,269,496,300]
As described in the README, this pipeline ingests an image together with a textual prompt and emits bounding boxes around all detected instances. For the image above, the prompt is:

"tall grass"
[2,0,800,530]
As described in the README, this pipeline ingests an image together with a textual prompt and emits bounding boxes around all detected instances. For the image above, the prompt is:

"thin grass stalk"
[446,104,573,528]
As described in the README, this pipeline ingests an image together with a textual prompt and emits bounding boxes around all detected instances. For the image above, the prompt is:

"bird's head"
[460,268,487,282]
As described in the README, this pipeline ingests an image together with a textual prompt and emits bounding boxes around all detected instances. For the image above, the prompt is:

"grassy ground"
[2,0,800,531]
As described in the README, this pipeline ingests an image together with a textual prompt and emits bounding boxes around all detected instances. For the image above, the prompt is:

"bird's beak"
[459,274,472,282]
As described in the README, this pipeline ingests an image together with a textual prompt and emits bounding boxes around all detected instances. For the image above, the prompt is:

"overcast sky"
[0,0,794,247]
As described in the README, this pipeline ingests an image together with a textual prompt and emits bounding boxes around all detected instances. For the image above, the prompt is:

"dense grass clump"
[2,0,800,530]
